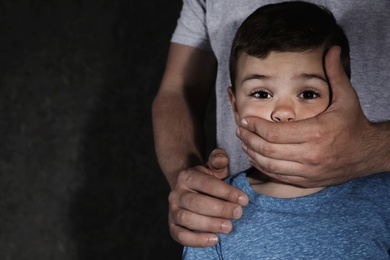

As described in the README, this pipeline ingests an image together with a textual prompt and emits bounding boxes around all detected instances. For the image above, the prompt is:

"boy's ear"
[227,86,240,125]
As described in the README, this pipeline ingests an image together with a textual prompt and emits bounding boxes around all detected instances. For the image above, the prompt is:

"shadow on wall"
[69,1,182,259]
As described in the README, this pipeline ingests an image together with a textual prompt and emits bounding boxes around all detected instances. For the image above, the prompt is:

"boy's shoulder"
[224,168,259,200]
[224,170,390,201]
[351,172,390,188]
[345,172,390,202]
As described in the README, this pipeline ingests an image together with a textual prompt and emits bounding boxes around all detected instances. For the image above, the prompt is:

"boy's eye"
[251,91,272,99]
[299,90,320,99]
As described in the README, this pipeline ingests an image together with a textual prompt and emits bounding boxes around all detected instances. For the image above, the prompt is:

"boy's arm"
[237,46,390,187]
[152,43,248,247]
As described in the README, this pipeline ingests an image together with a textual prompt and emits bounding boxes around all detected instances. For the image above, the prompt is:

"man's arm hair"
[152,43,217,188]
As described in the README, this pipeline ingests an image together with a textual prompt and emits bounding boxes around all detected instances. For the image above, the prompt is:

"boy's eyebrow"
[295,73,328,83]
[241,73,328,84]
[241,74,269,83]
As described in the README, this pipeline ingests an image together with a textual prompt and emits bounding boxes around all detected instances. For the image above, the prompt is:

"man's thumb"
[324,45,356,107]
[207,148,229,179]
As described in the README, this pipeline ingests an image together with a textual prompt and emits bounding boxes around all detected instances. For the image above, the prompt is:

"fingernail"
[241,118,248,126]
[208,236,218,244]
[232,206,242,219]
[238,195,248,206]
[221,222,231,233]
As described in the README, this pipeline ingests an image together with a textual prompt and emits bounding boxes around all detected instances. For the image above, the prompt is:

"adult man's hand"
[236,46,374,187]
[168,148,248,247]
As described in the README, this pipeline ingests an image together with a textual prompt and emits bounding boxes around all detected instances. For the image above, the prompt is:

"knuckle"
[220,204,234,219]
[239,127,247,140]
[168,190,178,205]
[314,127,327,139]
[174,172,189,190]
[177,168,191,182]
[266,161,279,174]
[187,193,204,210]
[263,128,279,142]
[197,176,215,192]
[225,188,237,203]
[261,142,274,157]
[175,208,192,226]
[169,216,188,244]
[177,232,192,245]
[305,151,321,165]
[172,228,187,244]
[311,127,330,145]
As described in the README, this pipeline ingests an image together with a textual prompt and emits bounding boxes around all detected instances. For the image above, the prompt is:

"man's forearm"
[152,92,206,188]
[152,44,217,188]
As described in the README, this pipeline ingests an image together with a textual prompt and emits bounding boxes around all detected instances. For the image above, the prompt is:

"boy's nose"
[271,103,296,122]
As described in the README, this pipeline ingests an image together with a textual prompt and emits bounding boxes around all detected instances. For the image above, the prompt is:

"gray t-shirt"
[172,0,390,174]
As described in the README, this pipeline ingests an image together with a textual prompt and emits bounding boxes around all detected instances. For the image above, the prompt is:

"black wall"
[0,1,183,259]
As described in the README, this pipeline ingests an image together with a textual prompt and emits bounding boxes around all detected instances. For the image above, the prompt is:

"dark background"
[0,0,185,259]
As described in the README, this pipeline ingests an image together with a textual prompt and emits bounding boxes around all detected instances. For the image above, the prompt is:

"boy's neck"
[246,168,325,198]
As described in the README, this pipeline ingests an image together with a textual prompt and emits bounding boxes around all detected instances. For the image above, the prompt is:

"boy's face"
[228,50,330,124]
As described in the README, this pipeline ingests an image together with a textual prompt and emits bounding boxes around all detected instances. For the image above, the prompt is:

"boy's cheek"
[237,103,271,122]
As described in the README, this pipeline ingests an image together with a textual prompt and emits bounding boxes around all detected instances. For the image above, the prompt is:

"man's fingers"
[237,122,316,156]
[175,189,244,219]
[239,126,330,166]
[167,166,248,247]
[170,205,234,233]
[246,149,302,176]
[239,117,316,144]
[246,150,324,187]
[239,127,306,161]
[169,191,236,247]
[179,167,248,206]
[169,224,220,247]
[169,166,244,247]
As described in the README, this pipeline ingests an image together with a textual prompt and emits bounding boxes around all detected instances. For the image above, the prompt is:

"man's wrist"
[362,121,390,175]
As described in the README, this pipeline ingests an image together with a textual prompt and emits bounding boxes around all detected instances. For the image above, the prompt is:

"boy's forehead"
[236,50,326,82]
[239,48,324,61]
[237,50,324,69]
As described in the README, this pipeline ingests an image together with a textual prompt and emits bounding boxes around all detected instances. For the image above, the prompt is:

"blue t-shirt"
[183,171,390,259]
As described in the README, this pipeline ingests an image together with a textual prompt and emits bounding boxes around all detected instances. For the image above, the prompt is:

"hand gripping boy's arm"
[153,43,248,247]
